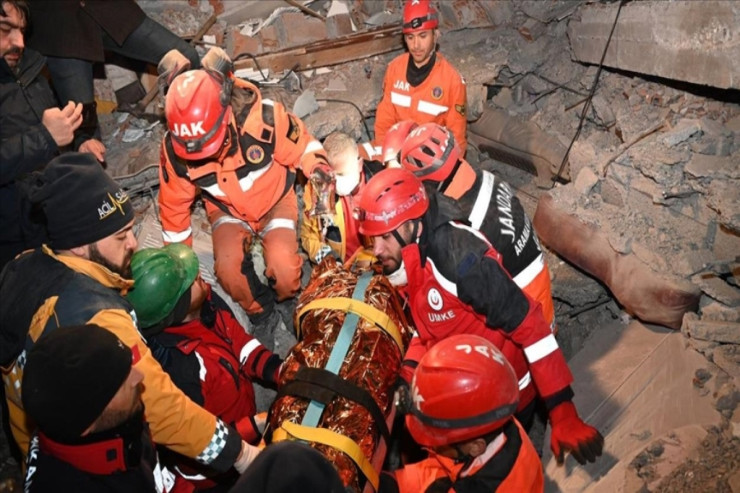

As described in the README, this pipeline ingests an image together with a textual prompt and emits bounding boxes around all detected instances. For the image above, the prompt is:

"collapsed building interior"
[1,0,738,491]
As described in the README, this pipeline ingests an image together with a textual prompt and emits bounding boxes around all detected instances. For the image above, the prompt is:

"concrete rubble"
[1,1,738,491]
[117,2,739,489]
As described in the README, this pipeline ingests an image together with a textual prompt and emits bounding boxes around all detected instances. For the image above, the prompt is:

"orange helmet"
[382,120,419,166]
[406,334,519,447]
[401,123,461,184]
[403,0,439,34]
[357,168,428,237]
[165,70,233,161]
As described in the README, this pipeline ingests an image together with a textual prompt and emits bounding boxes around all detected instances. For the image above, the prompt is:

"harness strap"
[296,297,404,352]
[272,421,379,491]
[300,271,374,427]
[278,366,391,443]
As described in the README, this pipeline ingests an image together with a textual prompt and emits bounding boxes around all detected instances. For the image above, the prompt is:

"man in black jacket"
[0,0,100,269]
[22,324,161,493]
[26,0,200,150]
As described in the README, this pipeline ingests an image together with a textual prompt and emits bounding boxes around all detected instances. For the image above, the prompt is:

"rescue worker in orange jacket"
[158,49,332,331]
[400,123,556,330]
[301,131,384,264]
[358,169,604,466]
[374,0,467,153]
[381,334,543,492]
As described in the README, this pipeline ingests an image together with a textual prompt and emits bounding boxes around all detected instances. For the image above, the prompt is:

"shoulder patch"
[286,114,300,144]
[455,104,466,116]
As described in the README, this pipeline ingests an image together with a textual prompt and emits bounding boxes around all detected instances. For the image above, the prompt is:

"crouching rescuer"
[127,244,283,491]
[157,48,333,341]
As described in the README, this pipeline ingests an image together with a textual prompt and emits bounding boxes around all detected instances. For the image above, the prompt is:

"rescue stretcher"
[267,256,414,492]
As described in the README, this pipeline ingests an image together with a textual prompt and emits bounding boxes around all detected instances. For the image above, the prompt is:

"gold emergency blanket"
[269,257,413,491]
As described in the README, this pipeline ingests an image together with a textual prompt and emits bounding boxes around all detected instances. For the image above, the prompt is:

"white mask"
[386,260,408,286]
[335,172,360,197]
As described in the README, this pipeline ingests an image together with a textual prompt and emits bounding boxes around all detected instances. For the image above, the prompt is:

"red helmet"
[382,120,419,166]
[403,0,439,34]
[165,70,232,161]
[401,123,461,183]
[357,168,428,236]
[406,334,519,447]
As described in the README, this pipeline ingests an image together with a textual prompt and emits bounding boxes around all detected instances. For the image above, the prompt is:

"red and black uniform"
[159,77,329,319]
[399,195,573,420]
[148,287,281,492]
[431,162,555,329]
[375,52,467,153]
[381,419,543,493]
[23,416,165,493]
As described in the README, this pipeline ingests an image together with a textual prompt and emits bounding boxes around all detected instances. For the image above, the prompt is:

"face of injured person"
[371,220,417,275]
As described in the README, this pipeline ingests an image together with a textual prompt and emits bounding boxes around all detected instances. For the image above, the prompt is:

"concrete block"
[685,154,740,179]
[275,12,327,47]
[660,119,702,147]
[225,29,262,58]
[327,13,354,38]
[568,1,740,90]
[574,167,599,196]
[437,0,496,30]
[683,314,740,344]
[259,25,280,52]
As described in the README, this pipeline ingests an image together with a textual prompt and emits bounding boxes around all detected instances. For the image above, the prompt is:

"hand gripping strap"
[272,421,379,491]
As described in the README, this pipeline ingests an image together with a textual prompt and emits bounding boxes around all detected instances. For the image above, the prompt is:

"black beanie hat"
[22,324,133,443]
[229,441,346,493]
[21,152,135,250]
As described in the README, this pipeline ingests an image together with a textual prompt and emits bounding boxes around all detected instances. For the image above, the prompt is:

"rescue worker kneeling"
[158,48,332,336]
[381,335,543,492]
[127,245,283,492]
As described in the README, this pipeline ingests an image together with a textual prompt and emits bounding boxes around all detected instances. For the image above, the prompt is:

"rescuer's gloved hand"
[549,401,604,465]
[310,163,335,188]
[157,49,191,91]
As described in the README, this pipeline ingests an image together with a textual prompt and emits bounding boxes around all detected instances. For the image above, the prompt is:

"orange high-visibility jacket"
[375,53,467,153]
[159,78,328,245]
[390,419,543,493]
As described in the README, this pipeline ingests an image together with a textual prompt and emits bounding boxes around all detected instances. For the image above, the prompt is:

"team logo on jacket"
[431,87,443,100]
[427,288,443,310]
[246,145,265,164]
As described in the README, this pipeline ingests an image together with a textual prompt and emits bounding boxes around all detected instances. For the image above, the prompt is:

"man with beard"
[0,153,260,480]
[374,0,467,154]
[357,169,603,467]
[0,0,104,269]
[21,324,157,492]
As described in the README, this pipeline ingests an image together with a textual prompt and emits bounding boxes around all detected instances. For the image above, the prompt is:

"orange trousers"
[209,189,302,318]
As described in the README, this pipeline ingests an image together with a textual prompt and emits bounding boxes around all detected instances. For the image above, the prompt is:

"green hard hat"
[127,244,200,329]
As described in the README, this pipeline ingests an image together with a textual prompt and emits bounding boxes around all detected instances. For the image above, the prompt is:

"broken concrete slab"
[685,154,740,179]
[543,321,723,492]
[683,313,740,344]
[660,119,703,147]
[568,1,740,90]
